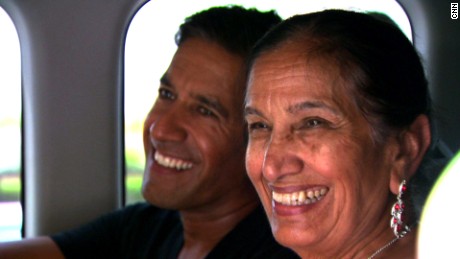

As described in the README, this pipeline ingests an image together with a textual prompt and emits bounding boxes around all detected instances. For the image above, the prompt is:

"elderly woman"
[244,10,433,258]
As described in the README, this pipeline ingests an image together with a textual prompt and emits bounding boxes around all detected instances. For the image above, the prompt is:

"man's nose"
[148,107,188,143]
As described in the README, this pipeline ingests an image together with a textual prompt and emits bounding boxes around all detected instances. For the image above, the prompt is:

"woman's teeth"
[272,188,328,206]
[154,151,193,170]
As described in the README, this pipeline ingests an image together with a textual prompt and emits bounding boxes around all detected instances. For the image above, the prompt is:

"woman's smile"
[272,187,328,206]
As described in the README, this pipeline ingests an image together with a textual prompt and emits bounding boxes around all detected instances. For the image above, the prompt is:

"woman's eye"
[303,118,325,129]
[248,122,269,132]
[308,119,321,127]
[158,88,175,100]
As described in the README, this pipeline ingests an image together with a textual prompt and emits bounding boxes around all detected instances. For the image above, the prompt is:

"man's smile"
[154,151,193,170]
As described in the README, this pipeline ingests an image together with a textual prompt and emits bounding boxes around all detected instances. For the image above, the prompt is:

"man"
[0,6,298,259]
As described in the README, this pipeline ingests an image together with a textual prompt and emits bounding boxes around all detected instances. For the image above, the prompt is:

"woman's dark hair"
[247,9,436,219]
[175,5,282,57]
[248,9,431,144]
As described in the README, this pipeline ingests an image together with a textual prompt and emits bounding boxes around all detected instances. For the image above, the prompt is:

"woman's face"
[245,44,398,256]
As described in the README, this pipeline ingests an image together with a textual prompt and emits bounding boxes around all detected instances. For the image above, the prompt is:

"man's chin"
[142,190,188,210]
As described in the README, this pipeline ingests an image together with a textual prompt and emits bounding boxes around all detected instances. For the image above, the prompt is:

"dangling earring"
[390,179,411,238]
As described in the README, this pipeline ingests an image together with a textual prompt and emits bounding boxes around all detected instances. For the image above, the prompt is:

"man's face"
[142,38,252,212]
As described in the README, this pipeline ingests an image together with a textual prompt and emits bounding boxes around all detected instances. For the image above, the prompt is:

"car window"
[0,6,22,241]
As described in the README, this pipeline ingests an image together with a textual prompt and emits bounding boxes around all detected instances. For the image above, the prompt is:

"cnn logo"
[453,3,459,19]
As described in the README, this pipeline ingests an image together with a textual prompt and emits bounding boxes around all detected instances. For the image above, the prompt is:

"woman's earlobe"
[405,114,431,175]
[389,114,431,194]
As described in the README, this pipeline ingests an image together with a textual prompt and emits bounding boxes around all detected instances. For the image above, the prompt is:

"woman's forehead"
[246,45,359,116]
[250,46,346,92]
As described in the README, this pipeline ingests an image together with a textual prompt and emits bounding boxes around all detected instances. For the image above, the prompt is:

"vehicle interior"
[0,0,458,251]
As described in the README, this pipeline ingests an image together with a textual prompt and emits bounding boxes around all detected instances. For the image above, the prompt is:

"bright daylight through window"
[0,7,22,242]
[124,0,412,204]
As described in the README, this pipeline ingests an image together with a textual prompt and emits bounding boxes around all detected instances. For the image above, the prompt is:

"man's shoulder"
[120,202,170,215]
[117,202,180,225]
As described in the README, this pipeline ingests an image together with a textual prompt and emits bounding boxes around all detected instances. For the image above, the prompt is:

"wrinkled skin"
[244,42,417,258]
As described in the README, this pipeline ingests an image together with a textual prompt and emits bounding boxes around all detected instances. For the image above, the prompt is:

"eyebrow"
[244,106,264,118]
[287,100,340,115]
[160,74,229,119]
[160,74,172,87]
[244,100,340,118]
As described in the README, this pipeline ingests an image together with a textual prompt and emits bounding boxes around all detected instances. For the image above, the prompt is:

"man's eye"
[198,106,215,117]
[158,88,175,100]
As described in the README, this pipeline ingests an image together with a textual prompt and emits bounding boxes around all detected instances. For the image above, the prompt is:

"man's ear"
[389,114,431,194]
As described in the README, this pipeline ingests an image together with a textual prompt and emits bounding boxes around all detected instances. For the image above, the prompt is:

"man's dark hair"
[175,5,281,56]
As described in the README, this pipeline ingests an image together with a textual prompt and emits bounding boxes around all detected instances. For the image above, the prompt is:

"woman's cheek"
[245,146,257,179]
[245,141,264,182]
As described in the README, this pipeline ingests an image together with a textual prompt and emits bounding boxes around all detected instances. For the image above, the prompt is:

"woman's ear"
[389,114,431,194]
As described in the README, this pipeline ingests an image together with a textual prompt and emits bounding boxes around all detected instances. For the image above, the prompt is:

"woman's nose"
[262,134,303,181]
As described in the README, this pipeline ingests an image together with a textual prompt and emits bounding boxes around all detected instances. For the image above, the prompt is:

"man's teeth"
[272,188,328,206]
[154,152,193,170]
